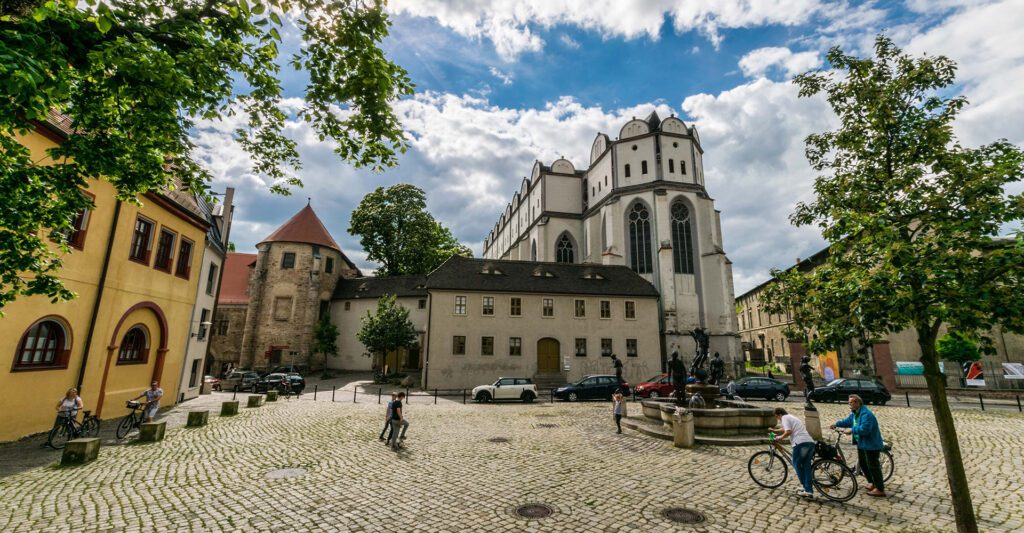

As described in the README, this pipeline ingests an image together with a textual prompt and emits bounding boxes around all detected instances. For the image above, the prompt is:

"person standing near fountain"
[667,350,687,405]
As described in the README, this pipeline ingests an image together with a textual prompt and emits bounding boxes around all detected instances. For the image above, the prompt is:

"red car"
[633,374,674,398]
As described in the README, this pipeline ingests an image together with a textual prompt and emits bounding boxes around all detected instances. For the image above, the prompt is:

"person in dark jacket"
[831,394,887,497]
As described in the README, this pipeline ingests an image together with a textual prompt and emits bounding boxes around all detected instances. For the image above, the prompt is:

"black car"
[554,375,629,402]
[254,373,305,394]
[808,378,891,405]
[268,365,308,375]
[721,377,790,401]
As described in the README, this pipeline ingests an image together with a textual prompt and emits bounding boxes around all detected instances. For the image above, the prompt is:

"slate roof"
[219,253,257,305]
[258,205,341,252]
[425,256,660,297]
[332,275,428,300]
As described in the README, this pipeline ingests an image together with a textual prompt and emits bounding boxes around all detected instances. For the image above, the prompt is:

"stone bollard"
[61,438,100,466]
[673,409,696,449]
[804,408,823,441]
[247,395,263,408]
[221,401,239,416]
[265,390,279,402]
[139,421,166,442]
[187,411,209,427]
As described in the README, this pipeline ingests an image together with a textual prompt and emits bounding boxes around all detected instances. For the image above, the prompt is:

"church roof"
[219,252,257,305]
[332,274,428,300]
[258,205,341,252]
[426,256,660,297]
[644,110,662,131]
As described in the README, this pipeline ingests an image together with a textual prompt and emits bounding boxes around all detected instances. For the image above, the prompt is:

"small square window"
[453,336,466,355]
[455,296,467,315]
[626,339,638,357]
[281,252,296,269]
[601,338,612,356]
[509,337,522,356]
[482,296,494,316]
[575,338,587,357]
[625,301,636,319]
[325,257,334,274]
[481,336,494,356]
[510,297,522,316]
[418,299,426,309]
[574,299,586,318]
[344,301,351,311]
[542,298,554,317]
[600,300,611,319]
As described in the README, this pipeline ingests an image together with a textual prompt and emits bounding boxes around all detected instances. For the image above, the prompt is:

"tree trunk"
[918,328,978,533]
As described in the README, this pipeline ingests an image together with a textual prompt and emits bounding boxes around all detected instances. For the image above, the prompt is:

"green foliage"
[0,0,413,313]
[311,317,338,358]
[348,184,472,276]
[356,294,417,365]
[936,332,982,364]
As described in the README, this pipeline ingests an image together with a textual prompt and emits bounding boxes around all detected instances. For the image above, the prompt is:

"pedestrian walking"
[612,391,625,434]
[830,394,887,497]
[388,392,409,451]
[379,392,397,442]
[772,407,815,498]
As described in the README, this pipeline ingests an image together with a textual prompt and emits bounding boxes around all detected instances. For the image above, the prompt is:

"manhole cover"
[489,437,510,443]
[661,507,705,524]
[265,468,306,480]
[515,504,553,519]
[537,423,558,428]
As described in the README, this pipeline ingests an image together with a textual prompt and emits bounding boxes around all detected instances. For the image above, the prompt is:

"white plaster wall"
[615,136,657,187]
[329,295,428,371]
[659,135,695,184]
[544,175,582,214]
[179,246,222,400]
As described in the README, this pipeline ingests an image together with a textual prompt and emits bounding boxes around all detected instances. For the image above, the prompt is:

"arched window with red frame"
[117,326,150,364]
[13,319,71,370]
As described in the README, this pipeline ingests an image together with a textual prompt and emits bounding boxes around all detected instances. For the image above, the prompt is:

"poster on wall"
[963,361,985,387]
[818,351,839,382]
[895,361,945,375]
[1003,363,1024,380]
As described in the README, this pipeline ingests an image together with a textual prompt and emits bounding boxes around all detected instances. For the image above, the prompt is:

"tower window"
[668,159,675,173]
[641,161,648,175]
[624,164,631,178]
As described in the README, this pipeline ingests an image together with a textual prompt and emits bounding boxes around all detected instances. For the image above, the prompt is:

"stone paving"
[0,392,1022,532]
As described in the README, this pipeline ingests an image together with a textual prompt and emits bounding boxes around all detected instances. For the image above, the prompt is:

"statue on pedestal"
[689,328,711,383]
[709,352,725,385]
[667,350,687,406]
[799,355,817,410]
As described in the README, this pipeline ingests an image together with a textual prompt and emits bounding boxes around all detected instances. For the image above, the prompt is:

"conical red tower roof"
[258,205,341,252]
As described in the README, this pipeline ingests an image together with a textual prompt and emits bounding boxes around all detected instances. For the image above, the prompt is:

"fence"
[894,360,1024,392]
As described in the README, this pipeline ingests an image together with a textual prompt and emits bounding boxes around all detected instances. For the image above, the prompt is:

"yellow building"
[0,115,209,442]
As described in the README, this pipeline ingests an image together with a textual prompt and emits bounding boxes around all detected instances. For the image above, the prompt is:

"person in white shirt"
[773,407,816,498]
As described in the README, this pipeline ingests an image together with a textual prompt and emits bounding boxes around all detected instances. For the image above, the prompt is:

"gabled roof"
[258,205,340,252]
[332,275,428,300]
[644,110,662,131]
[426,256,660,297]
[219,253,257,305]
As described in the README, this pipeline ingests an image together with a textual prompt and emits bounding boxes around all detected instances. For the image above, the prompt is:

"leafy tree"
[936,332,981,364]
[763,36,1024,533]
[356,293,417,369]
[348,184,472,276]
[311,316,339,360]
[0,0,413,314]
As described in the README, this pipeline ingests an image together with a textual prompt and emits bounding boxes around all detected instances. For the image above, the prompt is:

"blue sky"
[195,0,1024,294]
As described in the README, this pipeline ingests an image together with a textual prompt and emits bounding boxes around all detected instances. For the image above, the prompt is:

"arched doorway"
[537,338,560,373]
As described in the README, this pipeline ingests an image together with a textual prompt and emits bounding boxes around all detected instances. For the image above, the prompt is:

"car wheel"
[774,392,787,402]
[568,392,579,402]
[476,391,491,403]
[521,392,535,403]
[879,400,888,406]
[648,390,659,399]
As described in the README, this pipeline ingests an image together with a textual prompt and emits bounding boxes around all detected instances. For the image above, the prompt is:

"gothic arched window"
[671,200,695,274]
[555,233,575,264]
[628,203,653,274]
[601,214,608,250]
[531,240,537,261]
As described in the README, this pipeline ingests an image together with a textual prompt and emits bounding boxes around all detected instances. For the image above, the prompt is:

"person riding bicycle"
[132,381,164,423]
[830,394,886,497]
[55,388,83,425]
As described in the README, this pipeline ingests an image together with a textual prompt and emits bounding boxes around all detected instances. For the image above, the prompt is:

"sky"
[192,0,1024,294]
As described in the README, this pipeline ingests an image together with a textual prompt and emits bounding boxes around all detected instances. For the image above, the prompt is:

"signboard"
[748,348,765,366]
[895,361,945,375]
[818,351,839,382]
[1003,363,1024,380]
[963,361,985,387]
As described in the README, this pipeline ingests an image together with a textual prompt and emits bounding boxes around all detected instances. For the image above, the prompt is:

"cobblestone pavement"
[0,392,1022,532]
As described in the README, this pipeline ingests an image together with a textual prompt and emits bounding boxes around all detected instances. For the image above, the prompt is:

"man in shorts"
[133,381,164,423]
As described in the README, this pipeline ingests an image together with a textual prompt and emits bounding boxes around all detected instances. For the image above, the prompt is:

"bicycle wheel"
[115,415,135,440]
[748,451,788,488]
[812,458,858,502]
[48,423,73,449]
[880,449,894,482]
[81,417,101,438]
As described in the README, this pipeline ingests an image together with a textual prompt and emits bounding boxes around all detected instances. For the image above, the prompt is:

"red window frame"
[153,228,177,272]
[117,326,150,365]
[129,216,155,264]
[175,238,194,279]
[12,318,72,371]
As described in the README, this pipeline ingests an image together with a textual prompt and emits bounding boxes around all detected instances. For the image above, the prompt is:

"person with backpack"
[831,394,887,497]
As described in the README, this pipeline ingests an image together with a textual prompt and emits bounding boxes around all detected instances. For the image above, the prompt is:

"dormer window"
[583,272,606,280]
[356,283,368,292]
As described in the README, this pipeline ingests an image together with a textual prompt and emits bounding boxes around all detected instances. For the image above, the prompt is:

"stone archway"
[95,301,169,417]
[537,338,560,373]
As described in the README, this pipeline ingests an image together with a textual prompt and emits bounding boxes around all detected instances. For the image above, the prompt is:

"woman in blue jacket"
[830,394,887,497]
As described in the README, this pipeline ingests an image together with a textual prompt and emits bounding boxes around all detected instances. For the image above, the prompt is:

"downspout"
[77,200,122,393]
[422,292,433,390]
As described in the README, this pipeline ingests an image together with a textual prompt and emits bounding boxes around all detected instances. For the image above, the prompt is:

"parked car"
[554,375,630,402]
[633,374,674,398]
[472,377,539,403]
[808,378,891,405]
[221,370,261,392]
[720,377,790,401]
[203,375,222,391]
[254,373,305,394]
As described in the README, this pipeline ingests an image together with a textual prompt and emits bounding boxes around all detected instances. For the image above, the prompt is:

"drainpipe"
[422,292,433,389]
[77,200,122,394]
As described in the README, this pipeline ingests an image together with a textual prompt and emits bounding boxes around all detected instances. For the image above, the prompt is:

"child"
[612,390,625,434]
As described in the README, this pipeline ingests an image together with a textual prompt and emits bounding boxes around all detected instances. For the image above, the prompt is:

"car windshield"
[644,374,665,383]
[827,379,844,387]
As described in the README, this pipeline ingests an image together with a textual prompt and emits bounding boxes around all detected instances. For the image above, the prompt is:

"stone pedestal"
[221,401,239,416]
[673,410,695,449]
[61,438,100,465]
[805,409,823,441]
[187,411,209,427]
[685,383,721,403]
[200,381,212,395]
[247,395,263,408]
[265,390,279,402]
[139,421,166,442]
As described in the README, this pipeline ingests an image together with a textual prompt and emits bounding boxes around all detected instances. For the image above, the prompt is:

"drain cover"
[661,507,705,524]
[265,468,306,480]
[488,437,510,443]
[515,504,553,519]
[536,423,557,428]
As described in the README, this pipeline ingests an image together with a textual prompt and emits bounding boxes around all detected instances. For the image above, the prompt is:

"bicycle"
[116,401,146,440]
[47,409,101,449]
[748,432,859,502]
[826,428,895,483]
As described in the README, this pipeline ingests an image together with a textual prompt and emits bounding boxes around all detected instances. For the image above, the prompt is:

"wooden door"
[537,338,560,373]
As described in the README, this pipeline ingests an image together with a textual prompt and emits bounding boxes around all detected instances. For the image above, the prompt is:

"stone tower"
[239,205,359,370]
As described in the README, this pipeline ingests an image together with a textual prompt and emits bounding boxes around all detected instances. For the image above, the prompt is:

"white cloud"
[388,0,825,60]
[559,34,581,49]
[738,46,821,78]
[489,66,514,86]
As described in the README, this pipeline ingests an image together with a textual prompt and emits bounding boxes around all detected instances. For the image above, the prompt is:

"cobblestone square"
[0,391,1022,532]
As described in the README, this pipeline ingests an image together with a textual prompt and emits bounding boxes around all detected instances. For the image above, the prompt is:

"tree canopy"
[0,0,413,313]
[762,36,1023,533]
[356,293,417,368]
[348,183,472,276]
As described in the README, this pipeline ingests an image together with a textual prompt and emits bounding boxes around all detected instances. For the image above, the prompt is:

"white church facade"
[482,112,740,370]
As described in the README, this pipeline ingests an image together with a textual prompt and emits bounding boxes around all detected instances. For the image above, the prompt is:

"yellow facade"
[0,125,207,441]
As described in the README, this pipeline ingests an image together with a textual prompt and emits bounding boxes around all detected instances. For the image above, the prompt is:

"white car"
[472,377,538,403]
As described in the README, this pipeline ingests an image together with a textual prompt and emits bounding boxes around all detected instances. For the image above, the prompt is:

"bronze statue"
[799,355,816,410]
[709,352,725,385]
[667,350,687,405]
[690,328,710,370]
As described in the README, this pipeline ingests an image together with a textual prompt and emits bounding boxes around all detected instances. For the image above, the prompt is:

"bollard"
[905,391,910,407]
[233,385,238,401]
[353,388,357,403]
[550,388,554,403]
[139,421,167,442]
[61,438,100,465]
[1017,395,1022,413]
[247,395,262,408]
[187,411,210,427]
[406,387,410,404]
[979,394,985,411]
[221,401,239,416]
[463,389,467,404]
[314,385,318,401]
[434,389,438,405]
[378,387,382,404]
[265,390,279,402]
[332,386,336,402]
